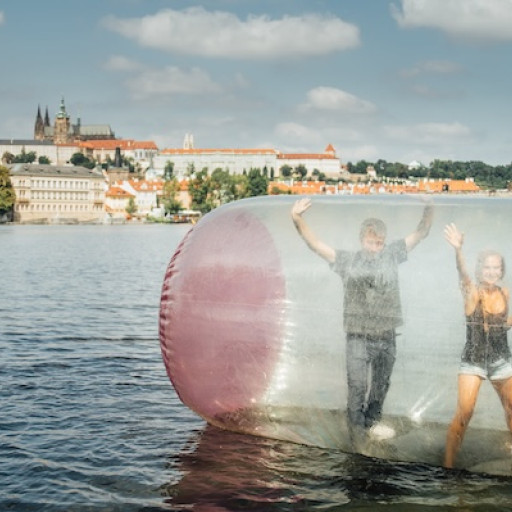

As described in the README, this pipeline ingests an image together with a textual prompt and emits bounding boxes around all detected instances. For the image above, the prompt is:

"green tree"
[2,151,14,164]
[38,155,51,164]
[0,165,15,215]
[161,177,183,214]
[164,161,175,180]
[13,148,36,163]
[123,155,136,173]
[210,168,234,205]
[232,173,249,199]
[186,163,196,178]
[209,168,251,205]
[395,162,410,179]
[294,164,308,179]
[70,152,86,166]
[247,168,268,197]
[280,164,292,178]
[353,160,371,174]
[189,169,213,213]
[125,197,137,216]
[70,152,95,169]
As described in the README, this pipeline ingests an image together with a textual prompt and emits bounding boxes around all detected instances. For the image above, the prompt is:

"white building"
[118,179,164,217]
[0,138,159,170]
[153,138,341,180]
[105,185,134,220]
[0,139,79,166]
[276,144,341,178]
[153,147,279,180]
[9,163,106,223]
[79,139,158,171]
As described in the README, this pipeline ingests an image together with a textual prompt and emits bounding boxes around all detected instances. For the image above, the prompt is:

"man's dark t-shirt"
[330,239,408,336]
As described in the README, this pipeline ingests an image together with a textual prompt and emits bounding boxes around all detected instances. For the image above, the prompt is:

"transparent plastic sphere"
[160,194,512,475]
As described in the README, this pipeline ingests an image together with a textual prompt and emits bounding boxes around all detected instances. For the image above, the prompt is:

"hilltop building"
[1,98,121,166]
[0,139,78,166]
[34,97,115,144]
[154,135,341,179]
[79,138,158,171]
[277,144,341,178]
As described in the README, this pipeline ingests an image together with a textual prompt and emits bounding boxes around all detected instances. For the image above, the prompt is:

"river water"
[2,223,512,511]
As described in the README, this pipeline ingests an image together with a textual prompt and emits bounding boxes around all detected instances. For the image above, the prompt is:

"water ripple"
[3,225,512,511]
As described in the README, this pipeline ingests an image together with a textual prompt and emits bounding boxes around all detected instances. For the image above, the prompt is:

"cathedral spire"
[56,96,69,119]
[34,104,44,140]
[54,96,71,144]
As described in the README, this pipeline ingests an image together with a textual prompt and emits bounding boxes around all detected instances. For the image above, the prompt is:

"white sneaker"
[368,423,395,440]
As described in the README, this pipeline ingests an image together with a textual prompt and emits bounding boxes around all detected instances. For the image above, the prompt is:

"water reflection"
[162,424,349,511]
[161,425,512,511]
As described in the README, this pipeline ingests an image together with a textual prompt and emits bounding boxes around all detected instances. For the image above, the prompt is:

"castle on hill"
[34,97,116,144]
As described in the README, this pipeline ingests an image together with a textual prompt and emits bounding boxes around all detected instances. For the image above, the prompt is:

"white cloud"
[0,12,4,25]
[409,84,444,98]
[400,60,463,78]
[407,84,465,99]
[104,55,143,72]
[343,145,379,162]
[102,7,360,59]
[273,122,366,157]
[391,0,512,42]
[300,87,377,114]
[126,66,223,100]
[231,73,250,90]
[385,121,472,144]
[274,122,322,144]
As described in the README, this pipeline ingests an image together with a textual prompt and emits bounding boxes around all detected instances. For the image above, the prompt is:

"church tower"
[34,105,44,140]
[54,97,71,144]
[44,107,50,128]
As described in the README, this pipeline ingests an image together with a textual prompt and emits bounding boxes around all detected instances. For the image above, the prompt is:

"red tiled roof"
[277,153,337,160]
[160,148,277,155]
[126,179,164,192]
[269,179,481,195]
[79,139,158,150]
[106,186,134,198]
[417,180,480,192]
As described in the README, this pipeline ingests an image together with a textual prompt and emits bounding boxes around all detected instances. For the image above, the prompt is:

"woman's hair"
[475,250,505,282]
[359,218,387,240]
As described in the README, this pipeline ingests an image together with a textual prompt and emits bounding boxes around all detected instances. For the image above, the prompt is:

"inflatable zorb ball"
[159,195,512,475]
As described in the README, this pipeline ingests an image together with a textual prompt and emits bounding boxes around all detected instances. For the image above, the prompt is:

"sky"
[1,0,512,166]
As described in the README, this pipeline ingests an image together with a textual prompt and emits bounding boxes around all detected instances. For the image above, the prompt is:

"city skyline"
[1,0,512,166]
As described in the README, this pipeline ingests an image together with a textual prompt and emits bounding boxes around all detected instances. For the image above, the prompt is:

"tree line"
[2,152,512,220]
[350,159,512,190]
[159,163,270,215]
[158,158,512,216]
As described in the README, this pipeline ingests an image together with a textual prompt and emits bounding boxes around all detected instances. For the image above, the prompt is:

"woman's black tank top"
[462,287,510,365]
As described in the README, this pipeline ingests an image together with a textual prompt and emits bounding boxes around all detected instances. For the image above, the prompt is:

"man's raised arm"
[405,199,434,252]
[291,198,336,263]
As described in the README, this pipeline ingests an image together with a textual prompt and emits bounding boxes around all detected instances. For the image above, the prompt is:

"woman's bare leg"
[444,374,482,468]
[492,377,512,432]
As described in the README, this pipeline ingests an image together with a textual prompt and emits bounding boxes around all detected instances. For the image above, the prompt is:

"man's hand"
[291,198,312,221]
